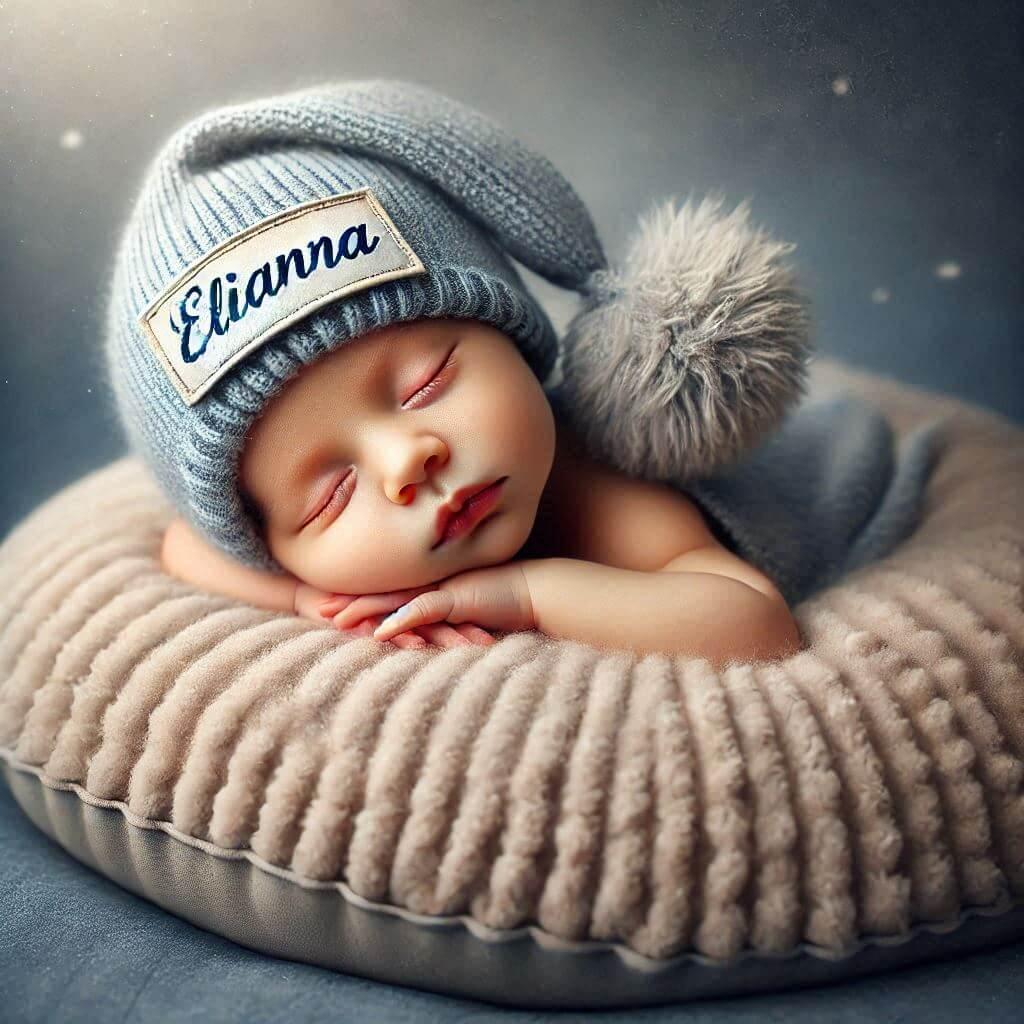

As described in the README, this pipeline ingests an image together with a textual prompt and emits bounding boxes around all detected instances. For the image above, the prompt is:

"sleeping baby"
[161,315,801,664]
[109,79,810,667]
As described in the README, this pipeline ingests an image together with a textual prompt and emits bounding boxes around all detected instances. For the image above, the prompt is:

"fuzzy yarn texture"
[554,193,813,483]
[1,358,1022,964]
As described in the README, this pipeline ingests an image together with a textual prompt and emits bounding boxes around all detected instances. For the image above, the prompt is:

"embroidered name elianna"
[169,222,381,362]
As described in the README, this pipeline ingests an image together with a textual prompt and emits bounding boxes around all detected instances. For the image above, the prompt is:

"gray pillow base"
[7,782,1024,1024]
[5,757,1024,1012]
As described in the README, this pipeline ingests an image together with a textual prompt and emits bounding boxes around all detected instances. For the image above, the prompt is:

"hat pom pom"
[553,194,814,482]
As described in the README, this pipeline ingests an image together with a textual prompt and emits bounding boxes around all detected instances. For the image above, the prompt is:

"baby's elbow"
[762,599,804,662]
[705,597,803,670]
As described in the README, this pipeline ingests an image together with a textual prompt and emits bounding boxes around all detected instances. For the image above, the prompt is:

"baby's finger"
[329,597,401,629]
[337,618,376,638]
[329,586,432,628]
[453,623,496,645]
[319,594,363,618]
[414,622,474,648]
[317,593,360,617]
[333,613,429,650]
[325,595,392,624]
[389,629,429,649]
[372,598,446,641]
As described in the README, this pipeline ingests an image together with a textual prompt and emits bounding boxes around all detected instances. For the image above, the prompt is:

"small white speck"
[60,129,84,149]
[87,388,92,394]
[935,261,962,279]
[871,287,890,303]
[832,76,852,96]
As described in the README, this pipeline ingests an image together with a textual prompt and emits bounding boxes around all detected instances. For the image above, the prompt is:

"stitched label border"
[138,187,427,406]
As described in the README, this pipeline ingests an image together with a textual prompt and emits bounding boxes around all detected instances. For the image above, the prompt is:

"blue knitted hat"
[104,78,608,572]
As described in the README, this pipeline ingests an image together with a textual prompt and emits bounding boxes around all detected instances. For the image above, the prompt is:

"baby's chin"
[316,543,523,595]
[324,561,495,596]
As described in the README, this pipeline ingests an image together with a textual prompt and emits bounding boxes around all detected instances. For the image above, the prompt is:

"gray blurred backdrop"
[2,1,1021,537]
[2,1,1024,1017]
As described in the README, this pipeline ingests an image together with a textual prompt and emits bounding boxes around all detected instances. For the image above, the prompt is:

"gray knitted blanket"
[677,391,944,608]
[0,358,1022,961]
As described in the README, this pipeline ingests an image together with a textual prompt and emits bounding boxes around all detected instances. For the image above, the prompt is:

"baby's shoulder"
[551,434,718,572]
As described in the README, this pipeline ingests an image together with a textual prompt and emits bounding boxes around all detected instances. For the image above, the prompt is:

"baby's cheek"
[302,545,433,598]
[463,387,518,441]
[464,389,548,475]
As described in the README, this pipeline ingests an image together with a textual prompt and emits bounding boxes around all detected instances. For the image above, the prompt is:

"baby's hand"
[312,583,497,649]
[324,562,535,644]
[293,581,340,624]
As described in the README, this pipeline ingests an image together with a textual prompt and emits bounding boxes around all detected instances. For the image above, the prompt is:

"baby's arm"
[359,549,801,666]
[522,553,802,666]
[161,517,300,614]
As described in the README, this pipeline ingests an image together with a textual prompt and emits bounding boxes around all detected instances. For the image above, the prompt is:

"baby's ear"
[556,194,814,484]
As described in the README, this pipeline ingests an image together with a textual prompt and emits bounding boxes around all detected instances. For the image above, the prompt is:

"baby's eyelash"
[310,469,353,525]
[402,346,457,409]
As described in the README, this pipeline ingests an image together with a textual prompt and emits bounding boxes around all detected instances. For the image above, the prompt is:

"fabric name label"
[138,187,427,406]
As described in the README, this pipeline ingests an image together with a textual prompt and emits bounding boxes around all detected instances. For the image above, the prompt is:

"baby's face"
[238,317,557,594]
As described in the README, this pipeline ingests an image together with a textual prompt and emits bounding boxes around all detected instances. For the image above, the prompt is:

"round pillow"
[1,356,1023,1010]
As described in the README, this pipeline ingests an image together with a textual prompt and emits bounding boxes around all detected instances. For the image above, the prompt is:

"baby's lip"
[432,477,506,548]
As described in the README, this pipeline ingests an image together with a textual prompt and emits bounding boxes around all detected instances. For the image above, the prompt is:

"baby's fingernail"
[376,610,407,634]
[379,603,413,628]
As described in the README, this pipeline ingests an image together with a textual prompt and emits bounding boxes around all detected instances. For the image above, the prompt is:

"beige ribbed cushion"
[1,356,1022,1007]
